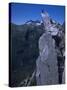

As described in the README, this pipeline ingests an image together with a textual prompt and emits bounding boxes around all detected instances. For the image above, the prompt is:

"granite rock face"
[36,33,59,85]
[36,10,65,85]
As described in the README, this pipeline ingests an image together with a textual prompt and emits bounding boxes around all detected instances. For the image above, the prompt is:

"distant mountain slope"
[10,22,44,86]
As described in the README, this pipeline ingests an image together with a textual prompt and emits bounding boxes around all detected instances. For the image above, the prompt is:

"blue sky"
[10,3,65,25]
